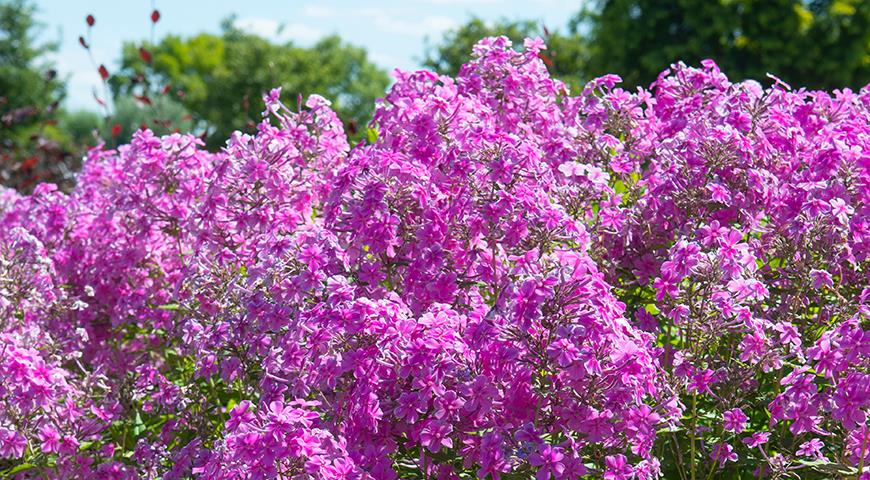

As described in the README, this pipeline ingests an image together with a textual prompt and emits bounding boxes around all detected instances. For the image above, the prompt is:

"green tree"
[0,0,65,146]
[422,17,587,90]
[0,0,80,191]
[423,17,538,75]
[103,95,194,144]
[58,109,101,147]
[575,0,870,90]
[112,21,390,147]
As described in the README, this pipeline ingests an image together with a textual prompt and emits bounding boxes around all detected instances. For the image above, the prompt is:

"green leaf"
[796,458,857,476]
[133,411,146,436]
[365,127,379,144]
[613,179,627,194]
[5,463,36,475]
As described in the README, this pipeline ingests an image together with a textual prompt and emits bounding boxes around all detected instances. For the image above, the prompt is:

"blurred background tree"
[0,0,63,141]
[111,19,390,147]
[103,94,193,142]
[422,17,587,90]
[425,0,870,91]
[58,109,101,147]
[0,0,77,191]
[575,0,870,90]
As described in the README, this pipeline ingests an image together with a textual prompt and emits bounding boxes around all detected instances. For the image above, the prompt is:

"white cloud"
[296,6,459,39]
[368,51,415,72]
[300,5,335,18]
[361,12,458,37]
[530,0,588,5]
[235,17,324,44]
[280,23,325,43]
[423,0,497,4]
[235,17,280,36]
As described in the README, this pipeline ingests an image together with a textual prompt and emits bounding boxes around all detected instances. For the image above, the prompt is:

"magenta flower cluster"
[0,37,867,479]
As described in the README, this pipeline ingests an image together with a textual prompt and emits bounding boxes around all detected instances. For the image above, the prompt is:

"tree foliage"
[57,109,101,147]
[0,0,75,191]
[576,0,870,90]
[106,95,194,143]
[422,17,587,89]
[422,17,539,75]
[112,22,390,147]
[427,1,870,92]
[0,0,64,138]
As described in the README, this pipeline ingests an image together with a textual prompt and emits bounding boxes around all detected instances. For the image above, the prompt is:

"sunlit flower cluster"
[0,37,867,479]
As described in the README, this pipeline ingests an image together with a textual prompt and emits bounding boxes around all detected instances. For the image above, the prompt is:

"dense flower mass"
[0,37,867,479]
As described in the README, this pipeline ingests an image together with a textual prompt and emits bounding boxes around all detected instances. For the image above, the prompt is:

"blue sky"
[35,0,581,110]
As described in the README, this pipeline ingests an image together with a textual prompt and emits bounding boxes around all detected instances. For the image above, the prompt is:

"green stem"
[858,430,868,480]
[691,392,697,480]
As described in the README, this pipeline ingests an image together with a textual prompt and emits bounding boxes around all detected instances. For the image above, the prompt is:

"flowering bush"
[0,37,867,479]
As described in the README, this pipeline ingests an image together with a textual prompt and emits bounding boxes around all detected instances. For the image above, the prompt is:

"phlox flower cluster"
[0,37,867,479]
